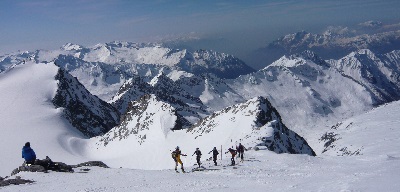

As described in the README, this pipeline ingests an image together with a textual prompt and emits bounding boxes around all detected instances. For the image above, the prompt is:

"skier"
[171,146,187,172]
[225,147,237,166]
[192,148,202,168]
[208,147,219,166]
[237,143,246,162]
[22,142,36,165]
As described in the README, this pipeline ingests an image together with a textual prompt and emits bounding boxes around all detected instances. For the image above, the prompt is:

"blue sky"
[1,0,399,56]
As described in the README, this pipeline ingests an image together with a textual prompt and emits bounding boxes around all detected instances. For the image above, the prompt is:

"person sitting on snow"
[22,142,36,165]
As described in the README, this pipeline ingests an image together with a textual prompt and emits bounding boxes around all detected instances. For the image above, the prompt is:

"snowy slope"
[4,149,400,192]
[79,95,314,171]
[176,73,245,112]
[0,62,90,176]
[327,49,400,104]
[4,97,400,191]
[0,62,312,176]
[319,100,400,157]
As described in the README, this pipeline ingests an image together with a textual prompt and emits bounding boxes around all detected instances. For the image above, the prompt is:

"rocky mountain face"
[98,94,180,146]
[174,73,245,112]
[230,50,400,134]
[176,49,255,79]
[327,49,400,104]
[110,72,207,129]
[187,96,316,155]
[52,68,120,137]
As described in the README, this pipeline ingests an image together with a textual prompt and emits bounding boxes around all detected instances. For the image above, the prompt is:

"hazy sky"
[1,0,400,57]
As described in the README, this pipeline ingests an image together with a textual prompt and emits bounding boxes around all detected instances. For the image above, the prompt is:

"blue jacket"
[22,146,36,162]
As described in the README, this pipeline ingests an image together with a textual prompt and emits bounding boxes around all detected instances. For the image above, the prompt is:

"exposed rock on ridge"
[52,68,120,137]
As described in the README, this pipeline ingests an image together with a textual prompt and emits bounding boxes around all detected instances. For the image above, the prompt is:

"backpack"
[171,151,177,160]
[229,149,237,156]
[195,150,202,156]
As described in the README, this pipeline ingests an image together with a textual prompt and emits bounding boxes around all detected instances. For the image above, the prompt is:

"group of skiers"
[22,141,247,173]
[171,143,246,172]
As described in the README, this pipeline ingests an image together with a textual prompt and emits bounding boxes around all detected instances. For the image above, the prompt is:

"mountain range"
[1,39,400,176]
[248,26,400,69]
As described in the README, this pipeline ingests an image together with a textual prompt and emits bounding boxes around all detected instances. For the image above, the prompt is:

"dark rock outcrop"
[75,161,109,168]
[254,97,316,156]
[53,68,120,137]
[11,157,109,176]
[11,157,74,176]
[0,177,34,187]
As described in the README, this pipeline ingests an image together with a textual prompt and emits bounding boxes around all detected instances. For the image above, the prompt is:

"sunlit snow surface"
[0,62,89,176]
[4,149,400,192]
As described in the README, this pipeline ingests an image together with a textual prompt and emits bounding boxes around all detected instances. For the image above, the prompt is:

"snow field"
[0,62,90,176]
[4,149,400,192]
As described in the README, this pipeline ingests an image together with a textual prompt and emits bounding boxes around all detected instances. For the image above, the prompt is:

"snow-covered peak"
[269,50,326,68]
[358,20,383,28]
[193,49,230,62]
[347,49,376,58]
[149,71,171,87]
[255,25,400,69]
[280,30,310,43]
[328,49,400,105]
[99,94,178,147]
[330,49,382,71]
[290,50,326,65]
[322,26,352,37]
[188,96,315,155]
[60,43,83,51]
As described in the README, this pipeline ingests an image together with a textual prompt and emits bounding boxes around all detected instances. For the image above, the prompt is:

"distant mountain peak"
[61,43,83,51]
[149,71,170,87]
[289,50,326,65]
[270,50,327,68]
[358,20,383,28]
[254,25,400,70]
